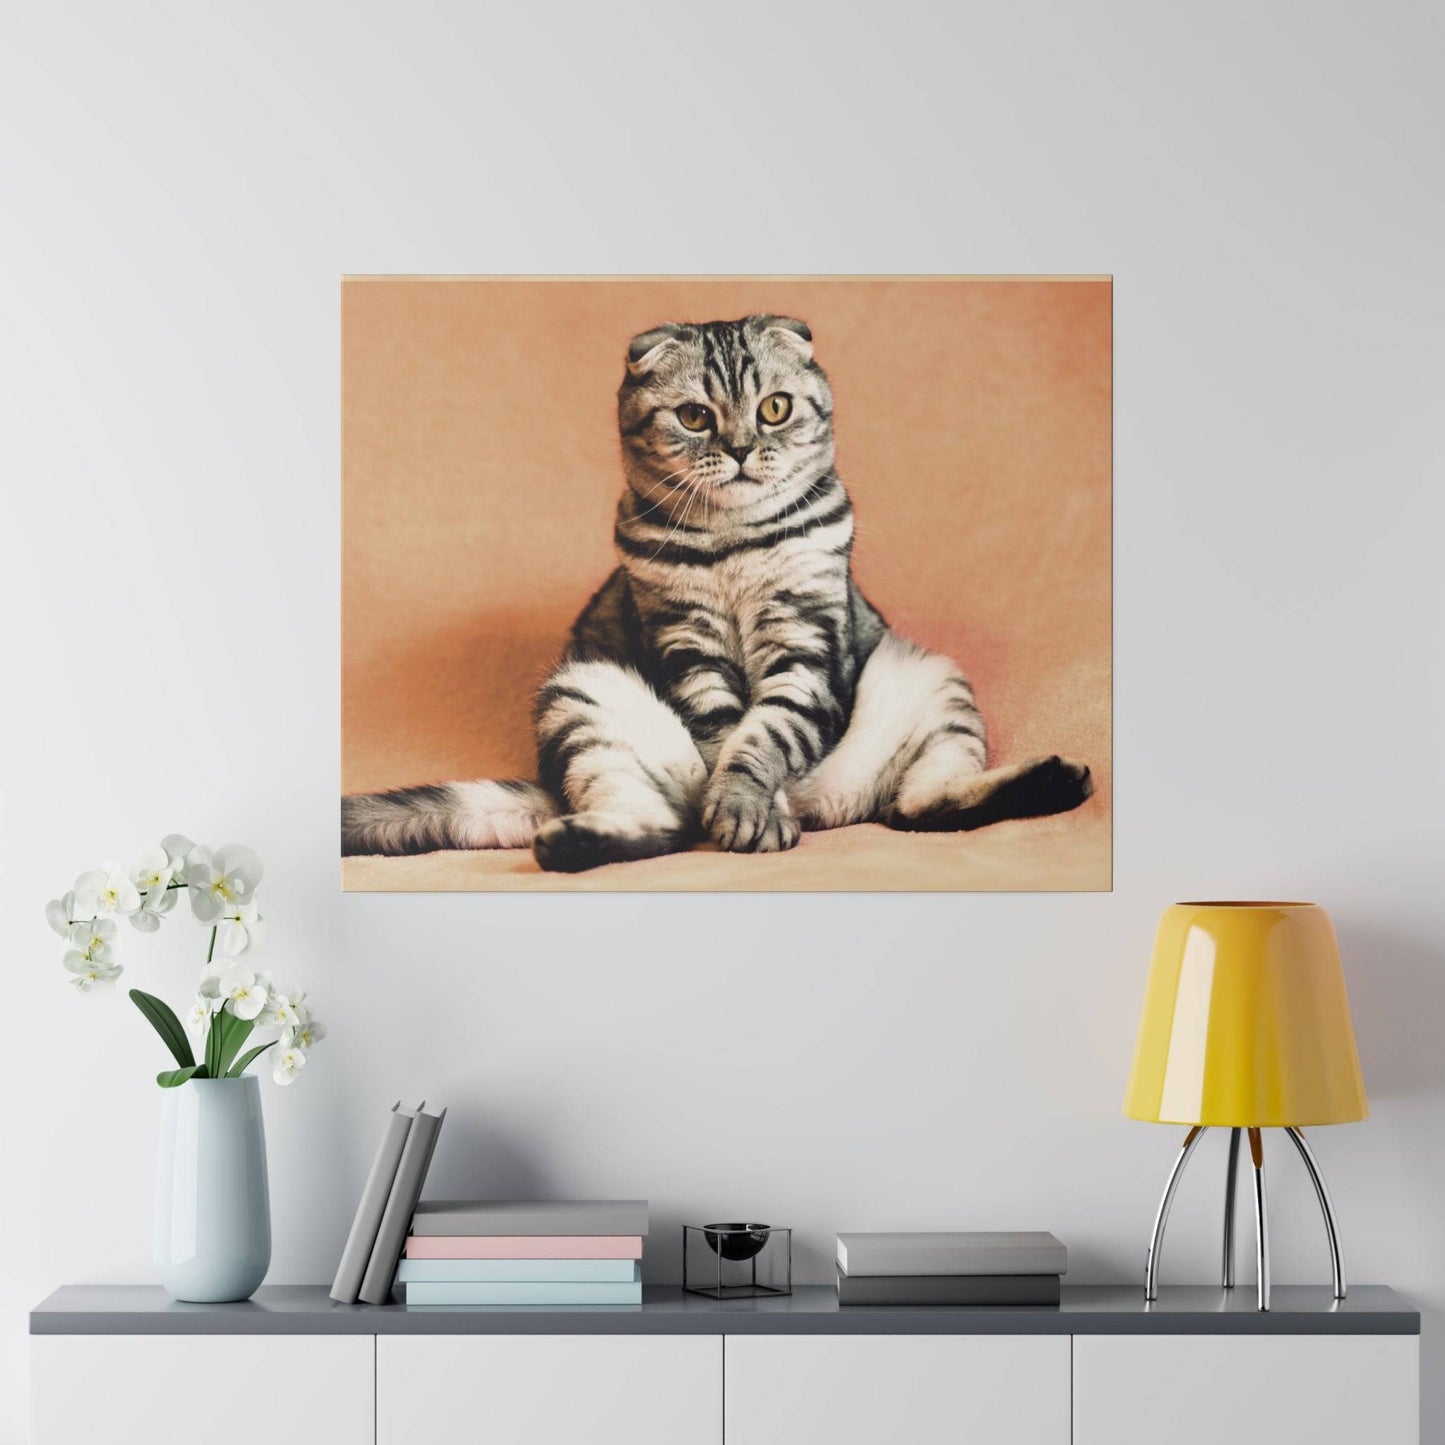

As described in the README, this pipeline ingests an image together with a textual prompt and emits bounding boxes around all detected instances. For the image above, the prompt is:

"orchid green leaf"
[228,1040,277,1077]
[129,989,195,1070]
[215,1010,255,1077]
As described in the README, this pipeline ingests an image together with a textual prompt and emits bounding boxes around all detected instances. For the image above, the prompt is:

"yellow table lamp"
[1124,901,1367,1311]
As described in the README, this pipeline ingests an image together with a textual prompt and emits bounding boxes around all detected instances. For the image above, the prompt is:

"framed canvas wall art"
[342,276,1111,891]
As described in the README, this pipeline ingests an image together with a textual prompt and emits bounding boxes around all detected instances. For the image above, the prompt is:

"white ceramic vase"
[154,1075,272,1302]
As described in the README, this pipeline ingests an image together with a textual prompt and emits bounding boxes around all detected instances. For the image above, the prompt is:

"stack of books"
[835,1231,1066,1306]
[398,1200,648,1306]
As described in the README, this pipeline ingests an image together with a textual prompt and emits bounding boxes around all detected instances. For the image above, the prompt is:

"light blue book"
[403,1279,643,1307]
[397,1258,640,1284]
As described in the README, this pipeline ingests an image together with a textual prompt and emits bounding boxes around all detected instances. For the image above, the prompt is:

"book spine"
[403,1280,643,1306]
[329,1104,413,1304]
[358,1107,446,1305]
[409,1204,649,1237]
[835,1271,1061,1306]
[403,1235,643,1260]
[396,1259,641,1284]
[839,1246,1068,1277]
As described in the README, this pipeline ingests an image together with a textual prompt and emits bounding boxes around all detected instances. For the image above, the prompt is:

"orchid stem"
[206,927,216,965]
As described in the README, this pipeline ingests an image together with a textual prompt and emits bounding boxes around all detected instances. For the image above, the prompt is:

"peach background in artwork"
[342,277,1111,890]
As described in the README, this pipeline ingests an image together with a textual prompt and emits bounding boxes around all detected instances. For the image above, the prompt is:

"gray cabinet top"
[31,1284,1419,1336]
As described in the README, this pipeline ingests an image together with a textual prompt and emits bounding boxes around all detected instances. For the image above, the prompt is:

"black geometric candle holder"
[683,1223,792,1299]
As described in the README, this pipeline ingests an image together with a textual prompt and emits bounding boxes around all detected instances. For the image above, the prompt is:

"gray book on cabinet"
[836,1231,1067,1277]
[358,1105,447,1306]
[409,1199,650,1237]
[330,1102,420,1304]
[836,1268,1062,1306]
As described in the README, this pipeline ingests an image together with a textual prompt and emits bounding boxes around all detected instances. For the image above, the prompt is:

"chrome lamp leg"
[1285,1126,1347,1299]
[1222,1127,1241,1288]
[1145,1125,1207,1301]
[1249,1127,1270,1311]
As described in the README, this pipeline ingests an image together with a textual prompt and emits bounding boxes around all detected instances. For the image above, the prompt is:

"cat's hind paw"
[533,812,684,872]
[887,754,1093,832]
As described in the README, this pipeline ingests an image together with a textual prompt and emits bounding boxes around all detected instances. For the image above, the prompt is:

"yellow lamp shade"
[1124,901,1367,1127]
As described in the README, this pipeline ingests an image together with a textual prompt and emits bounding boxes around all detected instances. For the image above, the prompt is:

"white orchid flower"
[185,996,214,1036]
[67,917,117,963]
[74,861,141,918]
[219,899,265,957]
[272,1046,307,1086]
[217,963,269,1021]
[160,834,198,884]
[130,879,179,933]
[130,845,174,894]
[64,955,123,991]
[197,963,224,1003]
[262,984,309,1031]
[257,976,292,1028]
[188,844,263,924]
[46,891,79,938]
[128,846,179,933]
[287,1017,327,1051]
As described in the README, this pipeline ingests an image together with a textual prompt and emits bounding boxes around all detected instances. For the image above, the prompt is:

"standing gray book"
[330,1101,421,1304]
[358,1104,447,1306]
[836,1231,1067,1278]
[409,1200,649,1237]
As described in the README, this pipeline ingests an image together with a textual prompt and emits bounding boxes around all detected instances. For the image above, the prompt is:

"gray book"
[836,1267,1061,1307]
[409,1199,649,1238]
[358,1105,446,1305]
[330,1101,420,1304]
[836,1231,1067,1278]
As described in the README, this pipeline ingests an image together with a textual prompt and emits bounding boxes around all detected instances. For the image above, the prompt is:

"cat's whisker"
[772,489,809,541]
[644,469,702,561]
[631,467,695,521]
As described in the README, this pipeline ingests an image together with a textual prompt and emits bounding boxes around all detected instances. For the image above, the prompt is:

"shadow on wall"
[1334,915,1444,1443]
[1335,918,1445,1101]
[423,1114,565,1203]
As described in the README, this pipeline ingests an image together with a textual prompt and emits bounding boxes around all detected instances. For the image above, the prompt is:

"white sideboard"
[377,1334,720,1445]
[30,1284,1420,1445]
[725,1334,1070,1445]
[1073,1333,1419,1445]
[31,1334,374,1445]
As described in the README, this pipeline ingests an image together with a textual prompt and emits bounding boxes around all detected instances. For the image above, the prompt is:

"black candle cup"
[702,1223,772,1262]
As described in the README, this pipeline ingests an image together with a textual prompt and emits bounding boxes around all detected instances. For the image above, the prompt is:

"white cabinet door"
[31,1335,374,1445]
[1073,1334,1419,1445]
[724,1334,1070,1445]
[377,1334,720,1445]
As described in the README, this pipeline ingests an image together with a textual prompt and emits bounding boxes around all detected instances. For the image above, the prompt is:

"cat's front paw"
[703,778,800,853]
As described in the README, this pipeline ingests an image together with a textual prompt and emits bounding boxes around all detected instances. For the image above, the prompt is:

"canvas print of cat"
[341,278,1111,892]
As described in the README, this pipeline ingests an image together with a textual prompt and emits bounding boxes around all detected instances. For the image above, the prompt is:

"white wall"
[2,2,1441,1440]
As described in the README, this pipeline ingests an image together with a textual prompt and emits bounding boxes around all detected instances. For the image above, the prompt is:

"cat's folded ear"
[750,315,814,362]
[626,322,688,378]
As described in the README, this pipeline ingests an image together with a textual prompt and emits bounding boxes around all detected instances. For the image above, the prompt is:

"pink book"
[404,1235,643,1260]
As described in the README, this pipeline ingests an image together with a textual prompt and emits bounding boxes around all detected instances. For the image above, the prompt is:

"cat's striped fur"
[342,315,1092,870]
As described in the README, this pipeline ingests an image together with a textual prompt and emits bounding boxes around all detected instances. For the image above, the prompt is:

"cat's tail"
[341,779,558,856]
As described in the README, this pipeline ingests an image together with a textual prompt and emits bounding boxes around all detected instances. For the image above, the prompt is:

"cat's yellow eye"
[758,393,793,425]
[676,403,713,432]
